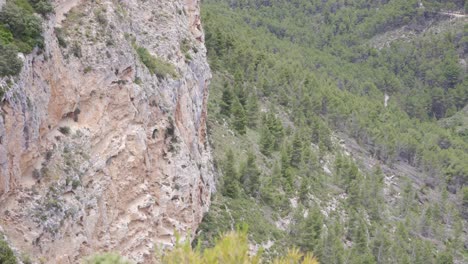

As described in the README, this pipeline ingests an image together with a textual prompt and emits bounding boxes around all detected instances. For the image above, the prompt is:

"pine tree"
[246,94,259,128]
[291,133,303,168]
[443,57,461,88]
[299,177,310,202]
[234,84,247,107]
[298,207,323,252]
[222,150,240,198]
[430,88,446,119]
[259,125,274,156]
[264,112,284,149]
[232,99,247,134]
[220,84,234,116]
[240,151,261,197]
[320,220,345,264]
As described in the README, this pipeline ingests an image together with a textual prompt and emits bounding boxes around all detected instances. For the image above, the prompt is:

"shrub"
[161,229,319,264]
[84,66,93,73]
[58,126,71,135]
[0,0,43,52]
[0,236,17,264]
[134,45,177,79]
[0,0,51,76]
[71,179,80,189]
[12,0,34,13]
[180,38,193,62]
[0,43,23,76]
[28,0,53,16]
[0,24,13,44]
[20,253,31,264]
[70,42,82,58]
[94,8,107,26]
[85,231,318,264]
[54,27,67,47]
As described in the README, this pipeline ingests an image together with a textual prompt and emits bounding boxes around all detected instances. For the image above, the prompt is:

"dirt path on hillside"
[437,12,468,19]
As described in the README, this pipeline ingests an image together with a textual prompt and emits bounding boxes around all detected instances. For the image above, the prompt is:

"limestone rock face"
[0,0,214,263]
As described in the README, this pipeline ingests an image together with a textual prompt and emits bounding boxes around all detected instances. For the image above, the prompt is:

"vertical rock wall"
[0,0,214,263]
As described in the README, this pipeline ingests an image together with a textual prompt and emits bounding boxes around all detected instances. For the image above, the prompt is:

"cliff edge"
[0,0,214,262]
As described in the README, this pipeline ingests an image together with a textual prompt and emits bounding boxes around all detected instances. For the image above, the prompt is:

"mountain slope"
[196,1,467,263]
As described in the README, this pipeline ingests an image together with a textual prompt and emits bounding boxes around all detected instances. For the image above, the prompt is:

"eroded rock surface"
[0,0,213,262]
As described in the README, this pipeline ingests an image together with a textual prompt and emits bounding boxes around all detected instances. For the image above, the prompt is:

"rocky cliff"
[0,0,214,262]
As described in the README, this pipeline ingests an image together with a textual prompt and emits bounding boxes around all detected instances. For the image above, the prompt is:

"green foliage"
[231,99,247,134]
[54,27,67,47]
[239,151,260,197]
[20,253,31,264]
[70,41,81,58]
[0,24,13,44]
[58,126,70,135]
[133,44,178,79]
[198,0,467,262]
[436,251,454,264]
[93,7,108,26]
[259,125,274,156]
[28,0,53,16]
[0,236,17,264]
[220,84,233,116]
[0,0,50,77]
[180,38,193,61]
[163,229,318,264]
[0,43,22,76]
[222,150,240,198]
[195,197,283,248]
[0,0,44,53]
[296,207,323,253]
[246,95,259,128]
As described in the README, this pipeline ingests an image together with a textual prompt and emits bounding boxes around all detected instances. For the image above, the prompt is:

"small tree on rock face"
[0,236,16,264]
[0,43,22,77]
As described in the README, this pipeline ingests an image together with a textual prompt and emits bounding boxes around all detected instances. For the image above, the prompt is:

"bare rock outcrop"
[0,0,213,263]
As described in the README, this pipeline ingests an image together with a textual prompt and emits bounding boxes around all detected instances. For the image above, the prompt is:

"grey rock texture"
[0,0,214,263]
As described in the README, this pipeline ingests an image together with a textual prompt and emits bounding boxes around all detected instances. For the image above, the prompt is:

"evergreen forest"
[194,0,468,263]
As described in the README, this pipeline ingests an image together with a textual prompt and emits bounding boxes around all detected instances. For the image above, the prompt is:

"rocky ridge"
[0,0,214,263]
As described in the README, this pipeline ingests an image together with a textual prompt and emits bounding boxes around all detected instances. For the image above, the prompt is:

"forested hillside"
[195,0,468,263]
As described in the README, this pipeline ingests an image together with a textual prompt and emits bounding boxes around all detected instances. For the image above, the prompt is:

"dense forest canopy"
[195,0,468,263]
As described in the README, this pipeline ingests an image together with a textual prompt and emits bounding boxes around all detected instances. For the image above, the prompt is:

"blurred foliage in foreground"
[86,228,318,264]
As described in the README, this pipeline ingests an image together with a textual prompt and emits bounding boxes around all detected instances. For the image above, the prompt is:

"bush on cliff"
[0,0,51,77]
[0,43,23,77]
[0,235,17,264]
[134,45,178,79]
